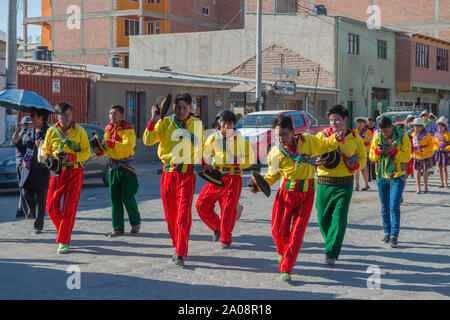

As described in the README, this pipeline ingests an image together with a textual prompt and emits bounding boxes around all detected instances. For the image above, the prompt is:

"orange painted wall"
[40,0,52,49]
[116,0,169,48]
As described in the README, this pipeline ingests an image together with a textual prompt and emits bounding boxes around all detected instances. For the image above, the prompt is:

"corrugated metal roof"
[16,58,239,87]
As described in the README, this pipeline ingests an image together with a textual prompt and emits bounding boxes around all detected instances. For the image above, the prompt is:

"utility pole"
[5,0,18,89]
[256,0,262,111]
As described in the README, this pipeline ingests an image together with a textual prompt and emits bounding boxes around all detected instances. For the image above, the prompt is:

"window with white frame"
[415,43,429,68]
[147,21,160,34]
[202,7,210,16]
[125,20,139,36]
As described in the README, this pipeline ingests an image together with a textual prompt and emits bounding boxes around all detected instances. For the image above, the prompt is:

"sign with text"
[273,67,299,77]
[275,81,296,96]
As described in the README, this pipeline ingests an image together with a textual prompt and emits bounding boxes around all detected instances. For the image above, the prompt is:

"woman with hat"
[315,105,367,266]
[12,110,50,233]
[196,110,254,249]
[354,117,372,191]
[248,115,345,282]
[370,116,411,248]
[420,111,438,135]
[411,117,434,193]
[433,117,450,188]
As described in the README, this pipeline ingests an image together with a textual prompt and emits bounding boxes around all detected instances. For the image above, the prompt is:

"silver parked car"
[0,123,110,188]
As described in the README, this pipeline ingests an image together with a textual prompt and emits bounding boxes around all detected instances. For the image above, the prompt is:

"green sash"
[54,123,81,153]
[376,126,404,182]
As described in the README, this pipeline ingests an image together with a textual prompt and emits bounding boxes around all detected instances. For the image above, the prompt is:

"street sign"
[275,80,296,96]
[273,67,299,77]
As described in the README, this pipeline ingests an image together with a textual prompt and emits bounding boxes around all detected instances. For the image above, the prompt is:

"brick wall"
[247,0,450,41]
[225,44,335,88]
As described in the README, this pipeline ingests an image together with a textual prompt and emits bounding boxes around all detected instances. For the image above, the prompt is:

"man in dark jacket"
[13,110,50,233]
[15,117,33,218]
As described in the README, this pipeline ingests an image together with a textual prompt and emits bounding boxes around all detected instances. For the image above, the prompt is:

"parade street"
[0,163,449,300]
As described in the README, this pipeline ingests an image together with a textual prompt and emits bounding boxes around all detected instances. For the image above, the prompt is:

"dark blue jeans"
[377,175,406,238]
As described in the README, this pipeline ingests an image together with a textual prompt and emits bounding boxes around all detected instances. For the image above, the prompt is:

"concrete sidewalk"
[0,163,449,299]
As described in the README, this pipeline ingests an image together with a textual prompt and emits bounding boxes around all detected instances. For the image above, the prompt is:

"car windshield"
[236,114,276,129]
[0,139,14,148]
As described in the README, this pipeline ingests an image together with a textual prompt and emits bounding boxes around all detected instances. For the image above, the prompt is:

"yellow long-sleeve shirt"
[203,130,255,175]
[411,130,434,160]
[355,127,373,152]
[263,133,340,192]
[142,115,203,173]
[433,131,450,152]
[102,121,136,161]
[315,128,367,177]
[42,122,90,165]
[369,131,412,179]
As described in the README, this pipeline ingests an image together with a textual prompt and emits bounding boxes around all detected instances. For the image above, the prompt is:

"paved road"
[0,163,449,300]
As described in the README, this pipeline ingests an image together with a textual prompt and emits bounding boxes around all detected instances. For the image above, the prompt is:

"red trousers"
[272,189,315,275]
[46,168,84,245]
[160,171,196,257]
[196,175,242,245]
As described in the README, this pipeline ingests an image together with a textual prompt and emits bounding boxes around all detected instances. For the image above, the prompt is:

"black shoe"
[172,254,185,267]
[390,237,398,248]
[381,235,390,243]
[34,229,42,234]
[16,210,25,218]
[213,229,221,242]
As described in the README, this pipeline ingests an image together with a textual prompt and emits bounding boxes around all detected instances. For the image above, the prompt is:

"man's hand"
[334,130,346,143]
[151,105,159,123]
[12,132,20,144]
[383,140,395,153]
[315,157,327,167]
[248,185,258,194]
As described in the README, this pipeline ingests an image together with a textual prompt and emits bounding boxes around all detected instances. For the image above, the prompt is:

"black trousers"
[16,166,29,216]
[24,188,47,231]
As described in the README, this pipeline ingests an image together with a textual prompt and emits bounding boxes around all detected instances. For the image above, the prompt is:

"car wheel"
[102,169,110,187]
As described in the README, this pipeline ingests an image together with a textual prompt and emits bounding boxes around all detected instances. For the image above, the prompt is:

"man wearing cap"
[354,117,372,191]
[14,117,33,218]
[370,116,411,248]
[196,110,254,249]
[411,117,434,193]
[433,116,450,188]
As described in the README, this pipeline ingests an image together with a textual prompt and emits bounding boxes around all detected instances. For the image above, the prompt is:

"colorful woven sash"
[54,122,81,153]
[170,114,196,145]
[276,135,317,169]
[413,128,428,150]
[109,157,136,175]
[435,132,449,149]
[214,130,240,166]
[376,125,404,182]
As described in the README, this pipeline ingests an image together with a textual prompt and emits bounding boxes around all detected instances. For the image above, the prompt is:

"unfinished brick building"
[23,0,244,67]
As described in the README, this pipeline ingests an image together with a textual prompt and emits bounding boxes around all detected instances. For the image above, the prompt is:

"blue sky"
[0,0,42,41]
